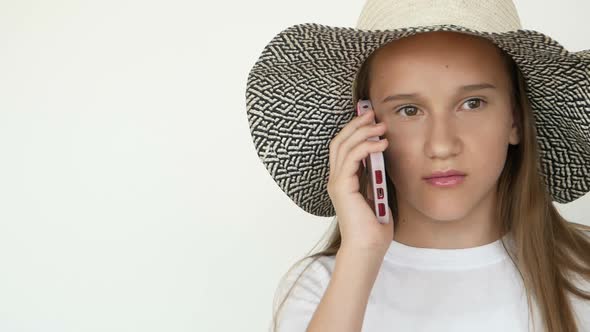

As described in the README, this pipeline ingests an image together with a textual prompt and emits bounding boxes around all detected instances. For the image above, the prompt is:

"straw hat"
[245,0,590,217]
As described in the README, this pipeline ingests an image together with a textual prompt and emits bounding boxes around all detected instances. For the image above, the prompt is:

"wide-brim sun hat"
[245,0,590,218]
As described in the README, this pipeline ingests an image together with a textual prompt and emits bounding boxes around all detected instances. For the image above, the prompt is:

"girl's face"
[369,31,520,222]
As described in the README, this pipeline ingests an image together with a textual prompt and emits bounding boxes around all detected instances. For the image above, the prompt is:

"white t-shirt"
[270,233,590,332]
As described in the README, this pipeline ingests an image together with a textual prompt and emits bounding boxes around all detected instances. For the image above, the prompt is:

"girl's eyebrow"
[381,83,497,104]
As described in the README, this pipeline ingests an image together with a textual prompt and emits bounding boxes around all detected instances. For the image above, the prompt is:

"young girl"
[245,0,590,331]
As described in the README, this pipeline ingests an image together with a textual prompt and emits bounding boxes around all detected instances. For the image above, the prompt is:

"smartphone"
[356,100,390,224]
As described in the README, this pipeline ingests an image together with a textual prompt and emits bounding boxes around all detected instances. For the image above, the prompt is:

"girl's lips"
[424,175,466,187]
[424,169,466,179]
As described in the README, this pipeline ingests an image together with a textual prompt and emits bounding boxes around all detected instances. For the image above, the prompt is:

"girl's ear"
[509,127,520,145]
[509,106,520,146]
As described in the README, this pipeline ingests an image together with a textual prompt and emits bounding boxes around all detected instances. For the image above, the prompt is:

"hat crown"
[356,0,522,32]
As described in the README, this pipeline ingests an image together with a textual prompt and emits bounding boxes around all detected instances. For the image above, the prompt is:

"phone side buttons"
[377,188,384,199]
[378,203,385,216]
[375,170,383,184]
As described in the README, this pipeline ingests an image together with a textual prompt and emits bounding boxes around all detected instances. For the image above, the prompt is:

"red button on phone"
[378,203,385,216]
[375,170,383,184]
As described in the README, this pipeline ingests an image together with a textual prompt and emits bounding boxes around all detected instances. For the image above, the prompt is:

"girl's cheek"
[382,129,409,158]
[383,124,416,144]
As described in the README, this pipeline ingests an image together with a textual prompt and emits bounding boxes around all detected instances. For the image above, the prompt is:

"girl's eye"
[395,98,487,117]
[462,98,486,110]
[395,105,419,117]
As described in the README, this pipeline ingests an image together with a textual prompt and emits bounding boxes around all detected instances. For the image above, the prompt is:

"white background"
[0,0,589,331]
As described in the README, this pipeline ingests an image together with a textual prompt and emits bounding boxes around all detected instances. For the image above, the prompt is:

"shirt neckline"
[383,233,513,270]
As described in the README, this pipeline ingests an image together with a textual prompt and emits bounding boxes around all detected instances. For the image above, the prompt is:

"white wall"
[0,0,588,331]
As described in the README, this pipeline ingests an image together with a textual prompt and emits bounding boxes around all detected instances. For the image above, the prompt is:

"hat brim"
[246,23,590,217]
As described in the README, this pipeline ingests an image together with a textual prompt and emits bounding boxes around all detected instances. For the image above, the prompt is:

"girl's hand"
[327,107,395,254]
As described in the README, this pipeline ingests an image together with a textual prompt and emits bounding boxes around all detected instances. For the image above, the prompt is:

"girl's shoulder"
[270,255,336,331]
[275,255,336,296]
[272,255,336,305]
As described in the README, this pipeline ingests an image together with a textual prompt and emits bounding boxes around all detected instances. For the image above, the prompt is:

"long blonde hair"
[271,39,590,332]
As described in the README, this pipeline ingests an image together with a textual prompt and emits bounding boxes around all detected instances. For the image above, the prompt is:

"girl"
[245,0,590,331]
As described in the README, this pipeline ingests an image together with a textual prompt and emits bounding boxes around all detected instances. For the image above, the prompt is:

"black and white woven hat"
[245,0,590,218]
